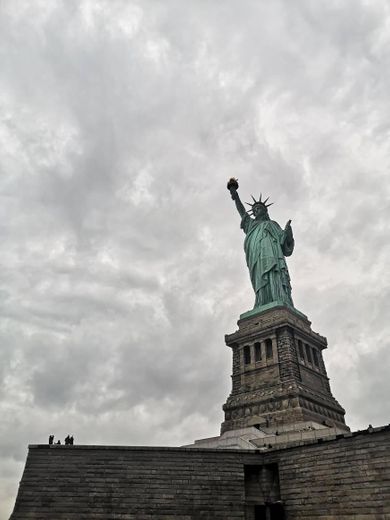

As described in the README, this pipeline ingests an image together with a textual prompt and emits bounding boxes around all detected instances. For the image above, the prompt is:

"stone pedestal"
[221,304,348,434]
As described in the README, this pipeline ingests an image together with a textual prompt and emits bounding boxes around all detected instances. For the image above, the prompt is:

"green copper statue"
[227,178,294,308]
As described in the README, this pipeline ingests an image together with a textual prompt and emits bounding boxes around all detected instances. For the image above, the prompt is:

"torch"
[227,177,239,199]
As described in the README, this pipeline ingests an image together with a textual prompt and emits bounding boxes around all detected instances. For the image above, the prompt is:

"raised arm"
[227,178,246,218]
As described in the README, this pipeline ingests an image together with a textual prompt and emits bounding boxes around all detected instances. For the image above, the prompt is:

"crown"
[245,194,273,215]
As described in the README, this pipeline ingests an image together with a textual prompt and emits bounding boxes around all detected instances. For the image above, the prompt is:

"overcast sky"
[1,0,390,517]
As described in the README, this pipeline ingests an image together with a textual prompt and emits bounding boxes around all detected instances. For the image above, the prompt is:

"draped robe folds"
[241,213,294,308]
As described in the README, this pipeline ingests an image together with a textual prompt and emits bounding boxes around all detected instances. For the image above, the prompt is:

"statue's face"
[253,204,267,219]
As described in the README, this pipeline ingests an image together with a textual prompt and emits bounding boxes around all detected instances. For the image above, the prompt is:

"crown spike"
[259,193,262,203]
[251,195,257,204]
[263,196,270,204]
[265,202,274,208]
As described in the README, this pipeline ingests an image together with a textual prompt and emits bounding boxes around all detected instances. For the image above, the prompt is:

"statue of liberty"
[227,178,294,309]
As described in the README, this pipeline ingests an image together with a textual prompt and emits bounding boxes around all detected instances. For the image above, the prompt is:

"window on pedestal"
[305,343,312,364]
[254,342,261,362]
[265,338,273,359]
[244,345,251,365]
[297,340,304,360]
[312,348,319,368]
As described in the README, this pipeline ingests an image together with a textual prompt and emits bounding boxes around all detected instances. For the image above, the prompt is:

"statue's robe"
[241,213,294,308]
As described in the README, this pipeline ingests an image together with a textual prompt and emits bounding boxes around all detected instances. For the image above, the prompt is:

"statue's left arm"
[281,220,294,257]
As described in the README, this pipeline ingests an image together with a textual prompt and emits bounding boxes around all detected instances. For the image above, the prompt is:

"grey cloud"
[1,0,390,518]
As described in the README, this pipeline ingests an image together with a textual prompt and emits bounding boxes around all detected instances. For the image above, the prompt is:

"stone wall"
[270,426,390,519]
[10,426,390,519]
[10,446,247,520]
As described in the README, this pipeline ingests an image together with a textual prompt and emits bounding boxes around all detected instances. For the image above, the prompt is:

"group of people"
[48,434,74,445]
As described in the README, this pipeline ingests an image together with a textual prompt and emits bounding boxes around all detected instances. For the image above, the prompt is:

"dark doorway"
[269,504,285,520]
[254,504,285,520]
[254,506,266,520]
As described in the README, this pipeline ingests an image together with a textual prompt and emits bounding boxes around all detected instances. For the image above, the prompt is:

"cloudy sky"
[1,0,390,516]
